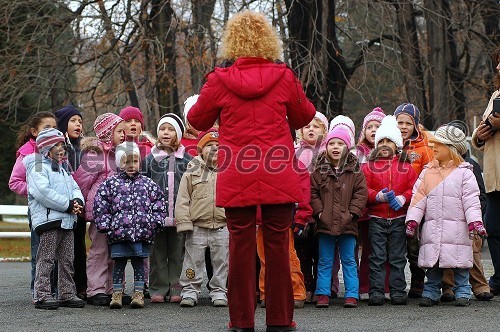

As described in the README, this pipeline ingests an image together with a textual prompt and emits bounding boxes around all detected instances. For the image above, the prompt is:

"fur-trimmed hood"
[80,137,105,153]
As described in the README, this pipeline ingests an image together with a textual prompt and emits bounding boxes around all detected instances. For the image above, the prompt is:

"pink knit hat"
[359,107,385,142]
[119,106,144,128]
[326,126,352,150]
[94,113,124,144]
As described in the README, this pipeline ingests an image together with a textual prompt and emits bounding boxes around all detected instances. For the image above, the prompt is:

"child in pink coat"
[73,113,125,306]
[406,124,487,307]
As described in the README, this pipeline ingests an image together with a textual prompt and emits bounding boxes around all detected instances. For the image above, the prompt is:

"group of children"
[8,98,491,312]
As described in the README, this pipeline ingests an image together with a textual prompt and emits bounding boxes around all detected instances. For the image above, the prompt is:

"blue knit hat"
[55,105,82,134]
[394,103,420,140]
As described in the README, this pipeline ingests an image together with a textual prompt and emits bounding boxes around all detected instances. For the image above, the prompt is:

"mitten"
[376,188,395,202]
[292,222,306,237]
[389,195,406,211]
[406,220,418,237]
[469,221,487,239]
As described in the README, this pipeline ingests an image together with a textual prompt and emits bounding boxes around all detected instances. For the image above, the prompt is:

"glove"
[389,195,406,211]
[376,188,395,202]
[406,220,418,237]
[292,222,306,237]
[469,221,487,239]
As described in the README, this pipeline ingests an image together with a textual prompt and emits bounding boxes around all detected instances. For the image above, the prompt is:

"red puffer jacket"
[361,154,418,219]
[187,57,316,207]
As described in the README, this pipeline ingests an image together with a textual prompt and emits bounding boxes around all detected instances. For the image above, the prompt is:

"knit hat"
[93,113,124,145]
[115,141,141,167]
[326,126,353,150]
[374,115,403,149]
[55,105,82,134]
[36,128,65,155]
[329,115,356,147]
[119,106,144,128]
[359,107,386,142]
[157,113,186,141]
[314,112,329,131]
[183,95,199,124]
[197,128,219,152]
[429,124,468,156]
[394,103,421,139]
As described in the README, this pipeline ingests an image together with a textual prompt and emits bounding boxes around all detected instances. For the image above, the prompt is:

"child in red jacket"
[361,115,417,306]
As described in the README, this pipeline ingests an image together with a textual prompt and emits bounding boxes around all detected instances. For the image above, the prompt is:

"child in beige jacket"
[175,128,228,307]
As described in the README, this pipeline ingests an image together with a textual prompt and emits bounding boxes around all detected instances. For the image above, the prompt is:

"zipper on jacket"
[388,158,392,219]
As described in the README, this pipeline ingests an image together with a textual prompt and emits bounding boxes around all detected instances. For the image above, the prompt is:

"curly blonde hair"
[221,10,282,61]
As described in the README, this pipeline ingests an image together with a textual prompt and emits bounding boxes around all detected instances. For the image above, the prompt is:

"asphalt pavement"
[1,246,500,332]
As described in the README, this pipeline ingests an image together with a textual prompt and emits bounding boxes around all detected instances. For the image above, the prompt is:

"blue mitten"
[389,195,406,211]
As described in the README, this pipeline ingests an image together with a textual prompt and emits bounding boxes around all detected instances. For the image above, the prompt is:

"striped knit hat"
[36,128,65,155]
[394,103,421,140]
[157,113,186,142]
[94,113,124,145]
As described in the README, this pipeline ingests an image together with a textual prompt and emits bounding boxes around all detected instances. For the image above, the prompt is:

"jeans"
[423,266,471,301]
[368,217,407,297]
[316,233,358,299]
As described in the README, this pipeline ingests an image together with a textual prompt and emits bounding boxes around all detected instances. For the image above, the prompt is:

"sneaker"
[419,297,438,307]
[59,296,86,308]
[109,291,123,309]
[130,291,145,309]
[35,299,59,310]
[150,294,166,303]
[455,297,470,307]
[294,300,305,309]
[169,295,182,303]
[122,293,132,305]
[213,299,228,307]
[227,322,255,332]
[359,293,369,301]
[475,292,494,301]
[87,293,111,306]
[315,295,329,308]
[391,295,408,305]
[368,295,384,306]
[344,297,358,308]
[440,293,455,302]
[180,297,196,307]
[266,321,297,331]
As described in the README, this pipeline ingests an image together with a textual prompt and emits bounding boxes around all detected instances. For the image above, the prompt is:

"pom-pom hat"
[374,115,403,149]
[329,115,356,147]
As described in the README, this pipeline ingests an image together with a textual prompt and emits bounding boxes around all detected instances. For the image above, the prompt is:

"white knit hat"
[314,112,329,131]
[374,115,403,149]
[329,115,356,147]
[429,124,468,156]
[183,94,199,124]
[115,141,141,168]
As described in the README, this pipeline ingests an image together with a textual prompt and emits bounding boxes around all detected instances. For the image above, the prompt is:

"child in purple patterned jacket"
[93,142,166,309]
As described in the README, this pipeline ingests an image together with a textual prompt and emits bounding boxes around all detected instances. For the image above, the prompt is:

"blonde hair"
[221,11,282,61]
[299,118,327,143]
[434,142,464,166]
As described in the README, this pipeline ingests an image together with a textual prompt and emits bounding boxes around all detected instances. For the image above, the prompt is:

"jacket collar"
[151,144,186,162]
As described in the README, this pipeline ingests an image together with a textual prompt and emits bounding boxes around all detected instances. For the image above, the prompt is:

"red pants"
[226,204,294,328]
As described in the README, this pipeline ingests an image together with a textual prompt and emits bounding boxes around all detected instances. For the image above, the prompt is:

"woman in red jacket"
[187,10,315,332]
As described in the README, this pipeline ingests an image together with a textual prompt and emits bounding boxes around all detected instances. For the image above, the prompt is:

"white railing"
[0,205,30,238]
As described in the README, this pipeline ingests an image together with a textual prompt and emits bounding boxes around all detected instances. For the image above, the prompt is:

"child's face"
[157,123,178,147]
[31,117,57,137]
[49,142,65,162]
[396,114,415,141]
[112,122,126,146]
[124,119,143,138]
[302,119,325,145]
[122,154,140,176]
[432,142,451,163]
[201,141,219,165]
[67,115,83,139]
[326,138,347,164]
[364,120,380,145]
[376,138,397,158]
